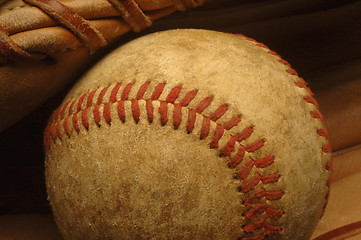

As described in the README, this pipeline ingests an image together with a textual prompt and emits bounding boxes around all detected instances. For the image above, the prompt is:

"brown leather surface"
[0,1,361,239]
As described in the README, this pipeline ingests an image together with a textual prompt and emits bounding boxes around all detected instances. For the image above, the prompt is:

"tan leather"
[312,170,361,239]
[0,0,205,132]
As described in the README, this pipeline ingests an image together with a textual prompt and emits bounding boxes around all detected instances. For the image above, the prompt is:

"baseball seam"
[44,34,332,240]
[45,81,284,239]
[234,34,332,220]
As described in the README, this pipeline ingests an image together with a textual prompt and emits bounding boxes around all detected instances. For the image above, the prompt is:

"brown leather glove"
[0,0,206,132]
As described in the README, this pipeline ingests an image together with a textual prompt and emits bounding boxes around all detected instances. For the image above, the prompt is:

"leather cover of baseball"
[44,29,332,240]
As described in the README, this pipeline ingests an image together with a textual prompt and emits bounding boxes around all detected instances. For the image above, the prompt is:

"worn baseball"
[44,29,332,240]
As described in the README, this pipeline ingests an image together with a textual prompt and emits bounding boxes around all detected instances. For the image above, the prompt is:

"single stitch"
[236,126,254,142]
[159,101,168,126]
[72,112,80,132]
[77,93,88,112]
[63,116,70,137]
[180,90,197,107]
[103,102,112,124]
[136,82,150,100]
[87,90,97,107]
[93,105,101,125]
[195,96,212,114]
[166,85,182,103]
[121,83,133,100]
[224,116,242,130]
[131,99,140,123]
[173,103,182,129]
[146,99,154,123]
[210,124,224,148]
[151,83,165,100]
[60,101,70,119]
[81,109,89,129]
[110,82,122,102]
[117,100,126,122]
[245,139,264,152]
[209,104,228,122]
[68,98,77,116]
[56,121,62,140]
[200,117,210,139]
[186,108,196,133]
[97,86,109,105]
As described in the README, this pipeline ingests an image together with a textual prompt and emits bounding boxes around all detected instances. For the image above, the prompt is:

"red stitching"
[121,83,133,100]
[195,96,212,114]
[256,43,269,49]
[238,158,255,179]
[77,93,87,112]
[56,121,62,140]
[146,99,154,123]
[210,124,224,148]
[110,82,121,103]
[304,96,319,109]
[186,109,196,133]
[93,105,101,126]
[243,220,282,235]
[81,109,89,129]
[224,116,241,130]
[240,173,280,193]
[87,90,97,108]
[136,82,150,100]
[244,188,283,205]
[100,87,111,105]
[166,85,182,103]
[45,81,283,239]
[103,102,112,124]
[245,139,264,152]
[180,90,197,107]
[246,33,332,227]
[221,136,237,157]
[266,208,283,219]
[244,203,268,220]
[159,101,168,126]
[117,100,125,123]
[131,99,140,124]
[209,104,228,122]
[68,98,77,116]
[151,83,165,100]
[200,117,210,139]
[236,126,254,142]
[60,101,70,119]
[229,146,246,169]
[63,116,70,137]
[173,103,182,130]
[72,112,80,132]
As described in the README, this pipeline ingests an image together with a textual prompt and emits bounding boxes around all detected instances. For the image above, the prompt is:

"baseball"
[44,29,331,239]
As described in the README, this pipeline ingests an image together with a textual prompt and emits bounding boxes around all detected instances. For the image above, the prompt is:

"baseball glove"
[0,0,206,132]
